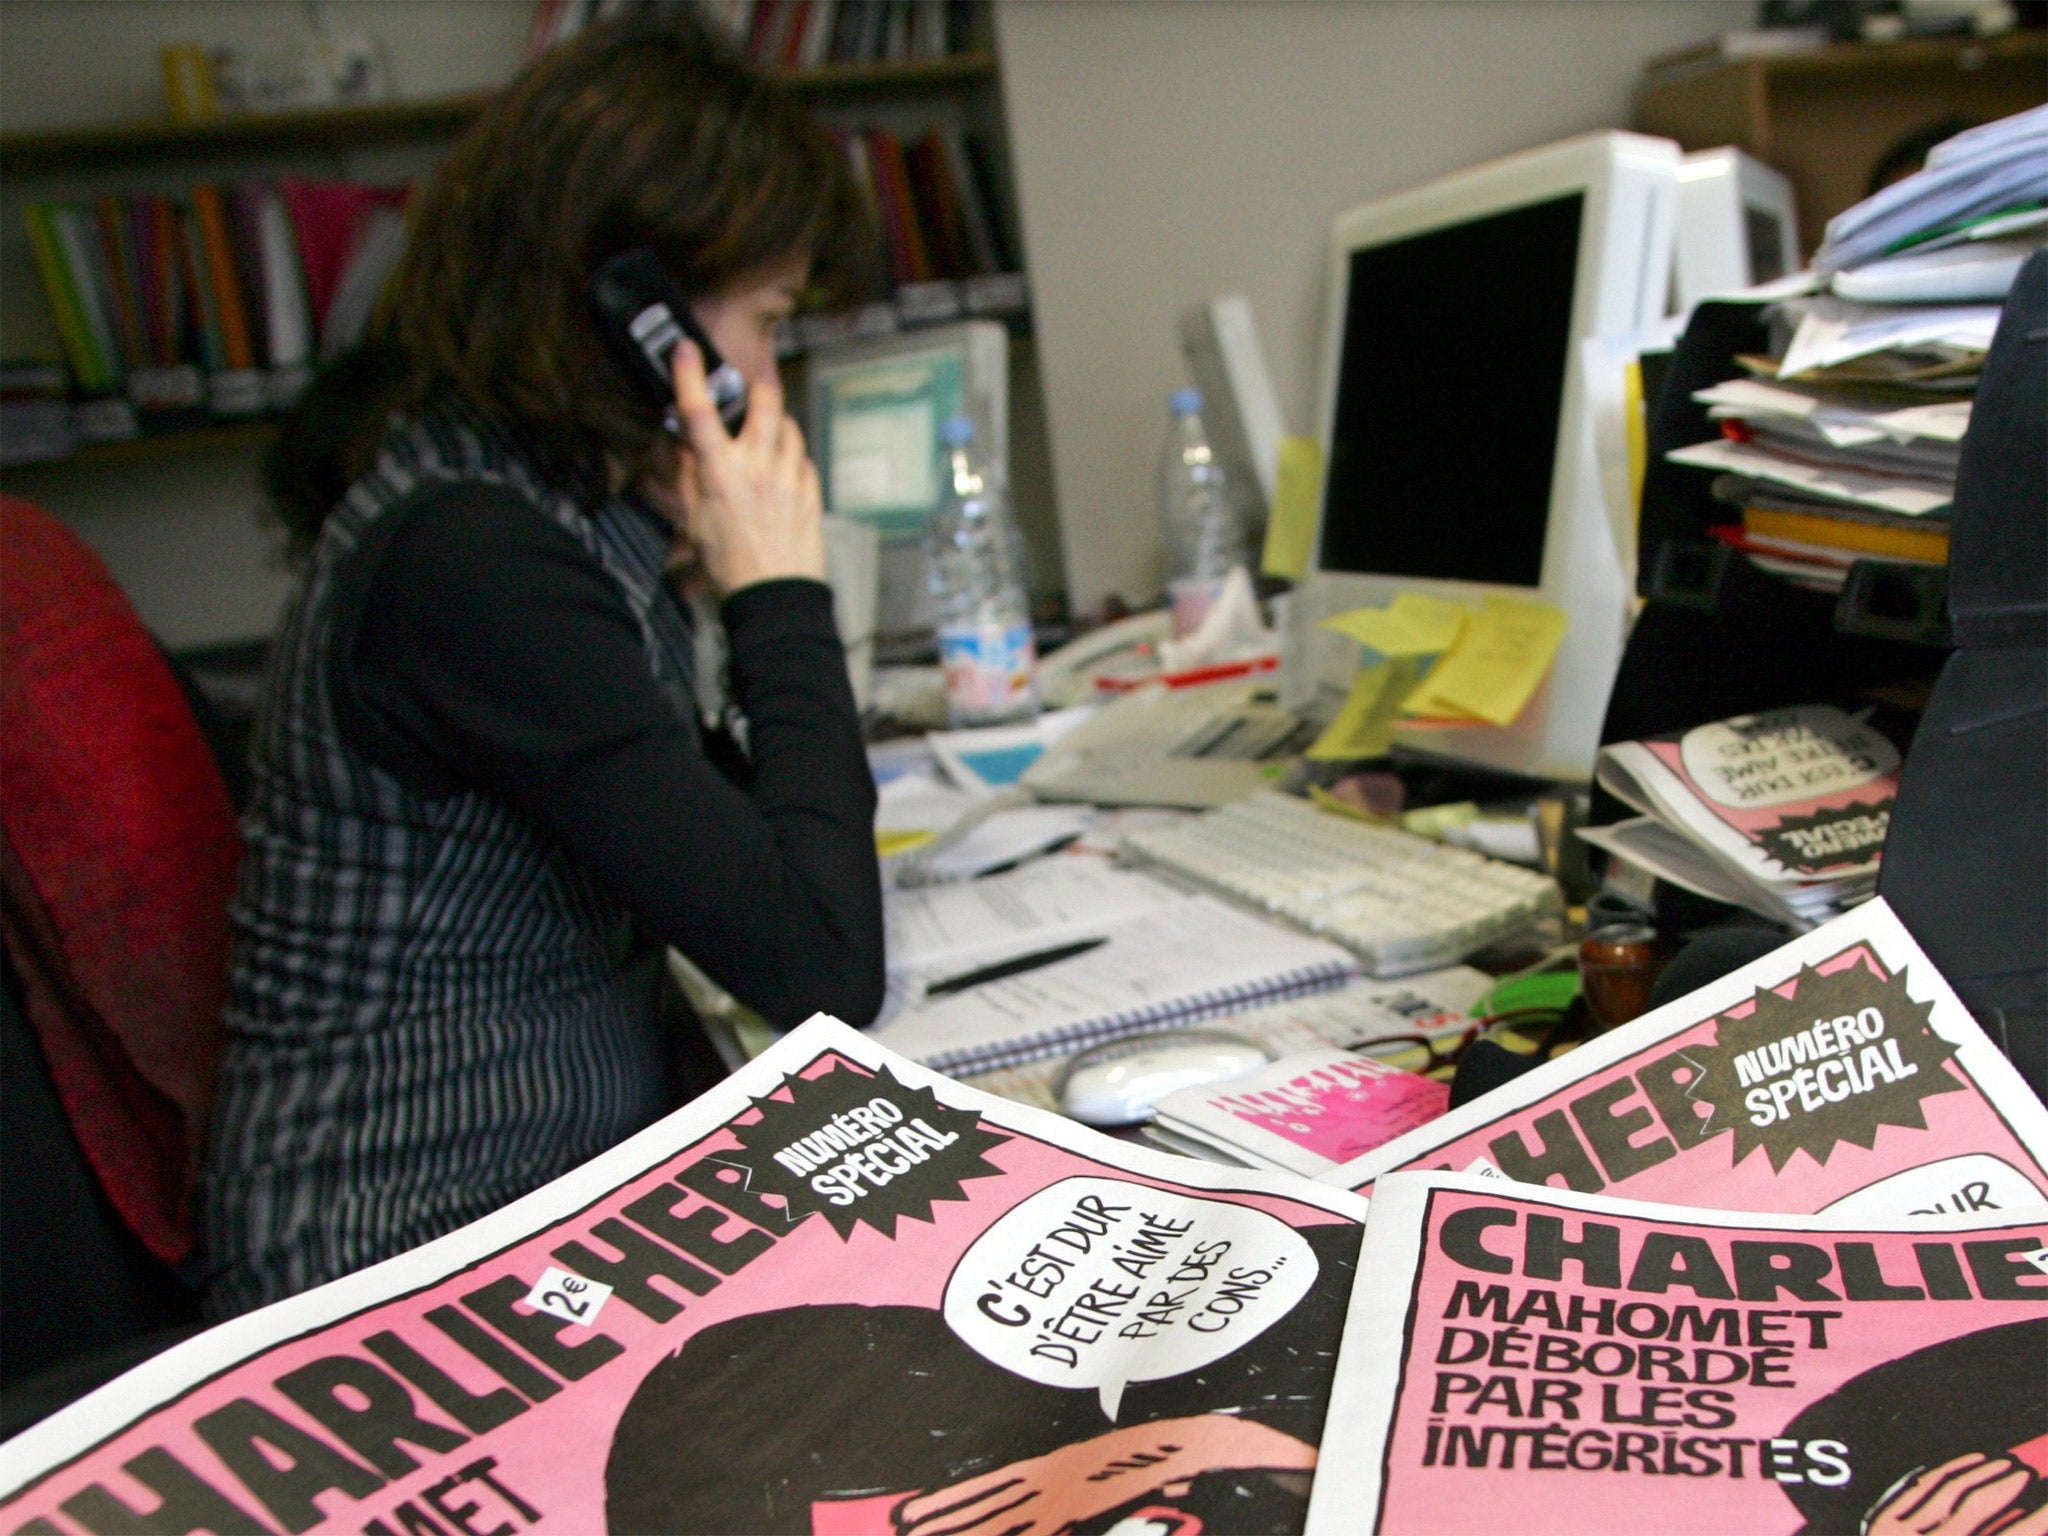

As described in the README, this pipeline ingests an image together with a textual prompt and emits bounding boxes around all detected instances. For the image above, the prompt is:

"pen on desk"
[923,938,1108,998]
[974,833,1084,880]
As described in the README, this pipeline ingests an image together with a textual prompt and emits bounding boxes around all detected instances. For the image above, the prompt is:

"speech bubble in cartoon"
[942,1176,1316,1420]
[1678,708,1897,812]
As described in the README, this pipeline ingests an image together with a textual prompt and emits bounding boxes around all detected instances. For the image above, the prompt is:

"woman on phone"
[203,14,882,1318]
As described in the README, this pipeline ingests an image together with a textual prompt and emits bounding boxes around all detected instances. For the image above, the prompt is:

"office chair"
[0,496,241,1408]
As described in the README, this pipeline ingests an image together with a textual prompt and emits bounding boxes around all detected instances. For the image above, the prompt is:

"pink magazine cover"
[1319,900,2048,1222]
[1305,1171,2048,1536]
[1598,705,1900,884]
[1158,1050,1452,1179]
[0,1018,1369,1536]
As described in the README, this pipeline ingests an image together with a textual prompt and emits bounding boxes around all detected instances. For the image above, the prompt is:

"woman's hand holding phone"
[670,338,825,598]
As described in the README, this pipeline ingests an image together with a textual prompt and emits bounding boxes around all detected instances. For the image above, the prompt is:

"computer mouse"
[1056,1031,1272,1127]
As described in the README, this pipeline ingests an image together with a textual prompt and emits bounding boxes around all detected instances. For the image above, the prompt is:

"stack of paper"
[1816,103,2048,291]
[1676,374,1961,589]
[1669,302,1980,590]
[1669,108,2040,591]
[1303,899,2048,1536]
[1579,704,1900,928]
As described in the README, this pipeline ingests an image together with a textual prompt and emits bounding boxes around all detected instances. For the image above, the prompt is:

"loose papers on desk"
[0,1016,1373,1536]
[1589,704,1899,926]
[872,892,1358,1077]
[1314,898,2048,1219]
[1304,1171,2048,1536]
[872,730,1093,884]
[882,858,1184,1021]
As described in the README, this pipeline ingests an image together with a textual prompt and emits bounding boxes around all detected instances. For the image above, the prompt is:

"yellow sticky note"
[1322,592,1468,658]
[1623,356,1648,515]
[1307,658,1413,761]
[1260,435,1322,580]
[1401,595,1567,727]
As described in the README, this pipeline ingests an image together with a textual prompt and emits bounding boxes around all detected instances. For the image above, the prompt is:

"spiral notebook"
[870,892,1359,1077]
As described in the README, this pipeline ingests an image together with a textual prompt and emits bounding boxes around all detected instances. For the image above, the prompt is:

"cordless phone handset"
[591,247,748,437]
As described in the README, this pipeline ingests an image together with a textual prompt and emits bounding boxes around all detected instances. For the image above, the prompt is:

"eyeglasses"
[1351,1005,1591,1078]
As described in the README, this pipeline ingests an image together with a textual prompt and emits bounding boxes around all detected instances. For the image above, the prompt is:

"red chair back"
[0,496,241,1263]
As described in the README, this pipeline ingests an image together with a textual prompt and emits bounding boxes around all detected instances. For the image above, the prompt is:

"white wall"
[995,0,1748,615]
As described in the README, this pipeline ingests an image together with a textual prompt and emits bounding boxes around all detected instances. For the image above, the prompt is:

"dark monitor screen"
[1318,191,1584,589]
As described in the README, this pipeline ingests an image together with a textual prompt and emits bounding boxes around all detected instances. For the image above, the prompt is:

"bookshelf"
[0,30,1052,643]
[1,51,1024,468]
[49,419,278,469]
[0,55,1000,178]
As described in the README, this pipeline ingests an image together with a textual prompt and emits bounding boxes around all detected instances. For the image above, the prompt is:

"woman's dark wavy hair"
[267,11,875,558]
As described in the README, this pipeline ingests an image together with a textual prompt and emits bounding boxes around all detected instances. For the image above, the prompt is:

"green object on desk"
[1474,969,1581,1019]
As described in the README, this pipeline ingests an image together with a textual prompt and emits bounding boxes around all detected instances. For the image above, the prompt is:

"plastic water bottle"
[926,415,1038,726]
[1156,388,1249,637]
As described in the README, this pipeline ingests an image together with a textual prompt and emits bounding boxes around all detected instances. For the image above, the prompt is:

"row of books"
[529,0,986,67]
[723,0,985,68]
[840,124,1018,291]
[20,179,409,441]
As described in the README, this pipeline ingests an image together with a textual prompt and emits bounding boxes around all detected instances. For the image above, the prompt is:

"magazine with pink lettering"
[1305,1170,2048,1536]
[0,1018,1370,1536]
[1592,704,1900,922]
[1153,1050,1453,1178]
[1318,900,2048,1221]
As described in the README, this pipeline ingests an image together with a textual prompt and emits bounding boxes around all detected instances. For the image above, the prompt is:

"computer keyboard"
[1120,791,1561,977]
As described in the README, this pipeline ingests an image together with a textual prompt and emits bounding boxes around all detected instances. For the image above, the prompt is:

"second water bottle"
[926,415,1038,726]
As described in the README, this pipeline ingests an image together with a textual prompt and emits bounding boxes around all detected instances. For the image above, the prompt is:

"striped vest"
[202,413,699,1318]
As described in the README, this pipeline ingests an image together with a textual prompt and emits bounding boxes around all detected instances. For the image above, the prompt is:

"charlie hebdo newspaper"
[1319,899,2048,1223]
[0,1018,1370,1536]
[1303,1170,2048,1536]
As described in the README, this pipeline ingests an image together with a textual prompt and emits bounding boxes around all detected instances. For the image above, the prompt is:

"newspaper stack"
[1303,897,2048,1536]
[1578,704,1899,928]
[1,902,2043,1536]
[1666,106,2046,593]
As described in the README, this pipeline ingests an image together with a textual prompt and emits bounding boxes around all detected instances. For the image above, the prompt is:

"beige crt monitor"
[1674,147,1800,313]
[1281,130,1681,783]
